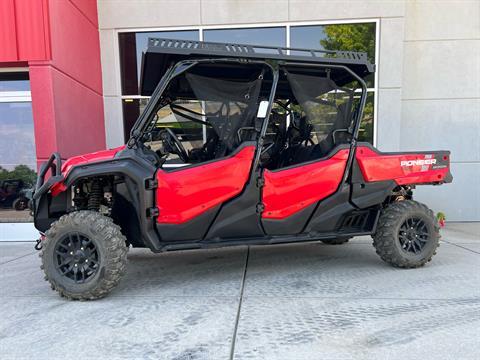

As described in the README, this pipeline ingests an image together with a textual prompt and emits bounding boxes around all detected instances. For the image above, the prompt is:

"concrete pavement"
[0,223,479,359]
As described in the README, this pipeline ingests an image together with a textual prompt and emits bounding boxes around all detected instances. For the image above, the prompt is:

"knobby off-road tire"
[373,200,440,268]
[40,211,128,300]
[13,197,27,211]
[321,237,351,245]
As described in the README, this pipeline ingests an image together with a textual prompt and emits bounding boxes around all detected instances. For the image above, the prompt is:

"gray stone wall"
[401,0,479,221]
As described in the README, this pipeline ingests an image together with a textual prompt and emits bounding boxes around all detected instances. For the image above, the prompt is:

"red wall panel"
[51,67,105,158]
[15,0,50,60]
[69,0,98,26]
[29,64,58,161]
[48,0,103,94]
[0,0,50,62]
[29,63,107,160]
[2,0,106,169]
[0,0,18,61]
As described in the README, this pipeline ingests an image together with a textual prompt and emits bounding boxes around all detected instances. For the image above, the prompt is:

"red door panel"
[356,146,450,185]
[156,146,255,224]
[262,149,350,219]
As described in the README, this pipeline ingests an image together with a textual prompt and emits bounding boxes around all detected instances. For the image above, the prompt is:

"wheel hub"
[398,217,430,254]
[73,249,86,262]
[54,232,99,283]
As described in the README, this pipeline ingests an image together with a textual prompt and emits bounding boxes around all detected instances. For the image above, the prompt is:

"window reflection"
[291,23,376,88]
[0,72,30,92]
[119,30,199,95]
[0,101,36,222]
[291,23,376,140]
[357,92,374,142]
[291,23,376,62]
[203,27,286,51]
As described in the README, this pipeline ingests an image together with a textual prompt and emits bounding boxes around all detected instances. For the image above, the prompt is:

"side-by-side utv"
[32,39,452,300]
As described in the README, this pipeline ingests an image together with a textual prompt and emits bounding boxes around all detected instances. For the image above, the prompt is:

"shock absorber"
[87,180,103,211]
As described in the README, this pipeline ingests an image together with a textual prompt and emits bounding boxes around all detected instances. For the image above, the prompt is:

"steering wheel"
[159,128,189,163]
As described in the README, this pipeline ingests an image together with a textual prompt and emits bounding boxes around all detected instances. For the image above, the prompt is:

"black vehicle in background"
[0,179,31,211]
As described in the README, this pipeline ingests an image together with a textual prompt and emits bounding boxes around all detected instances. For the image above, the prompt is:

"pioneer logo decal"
[400,159,437,167]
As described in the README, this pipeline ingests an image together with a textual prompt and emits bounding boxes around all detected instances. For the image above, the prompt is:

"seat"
[317,102,352,155]
[279,116,316,166]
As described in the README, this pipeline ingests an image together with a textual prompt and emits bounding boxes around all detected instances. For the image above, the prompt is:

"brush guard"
[33,152,64,201]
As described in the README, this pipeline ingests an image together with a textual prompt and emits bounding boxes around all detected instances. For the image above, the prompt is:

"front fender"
[33,149,162,252]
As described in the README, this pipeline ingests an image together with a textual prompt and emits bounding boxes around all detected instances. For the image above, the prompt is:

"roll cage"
[128,57,368,184]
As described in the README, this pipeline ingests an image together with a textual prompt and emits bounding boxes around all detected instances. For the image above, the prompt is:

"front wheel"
[40,211,128,300]
[373,200,440,268]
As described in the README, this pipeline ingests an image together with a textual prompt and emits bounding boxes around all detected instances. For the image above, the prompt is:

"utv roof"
[140,38,375,96]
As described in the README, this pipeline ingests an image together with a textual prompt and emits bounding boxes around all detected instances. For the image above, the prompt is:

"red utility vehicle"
[32,39,452,300]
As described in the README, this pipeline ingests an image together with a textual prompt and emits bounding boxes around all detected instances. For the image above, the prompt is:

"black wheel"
[321,237,351,245]
[40,211,128,300]
[13,197,27,211]
[373,200,440,268]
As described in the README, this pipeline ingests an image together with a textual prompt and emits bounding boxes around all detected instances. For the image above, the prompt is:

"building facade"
[0,0,478,228]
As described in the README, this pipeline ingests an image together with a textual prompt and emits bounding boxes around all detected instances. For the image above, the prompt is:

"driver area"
[141,63,266,169]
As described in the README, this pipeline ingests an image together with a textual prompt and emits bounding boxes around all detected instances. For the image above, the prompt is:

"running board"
[151,230,374,253]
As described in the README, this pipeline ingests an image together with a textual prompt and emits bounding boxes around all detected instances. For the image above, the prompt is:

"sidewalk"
[0,223,479,359]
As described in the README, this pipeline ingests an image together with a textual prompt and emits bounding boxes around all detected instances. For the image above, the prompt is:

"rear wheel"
[321,237,351,245]
[373,200,440,268]
[13,197,28,211]
[40,211,128,300]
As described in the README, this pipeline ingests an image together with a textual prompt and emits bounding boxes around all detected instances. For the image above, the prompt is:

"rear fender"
[355,143,452,186]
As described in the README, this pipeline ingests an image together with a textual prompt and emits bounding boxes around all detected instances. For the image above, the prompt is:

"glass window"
[0,99,36,222]
[119,30,200,141]
[291,23,376,144]
[0,72,30,92]
[120,27,284,143]
[119,30,199,95]
[203,27,286,50]
[119,23,376,146]
[290,23,376,63]
[122,98,146,141]
[357,92,374,142]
